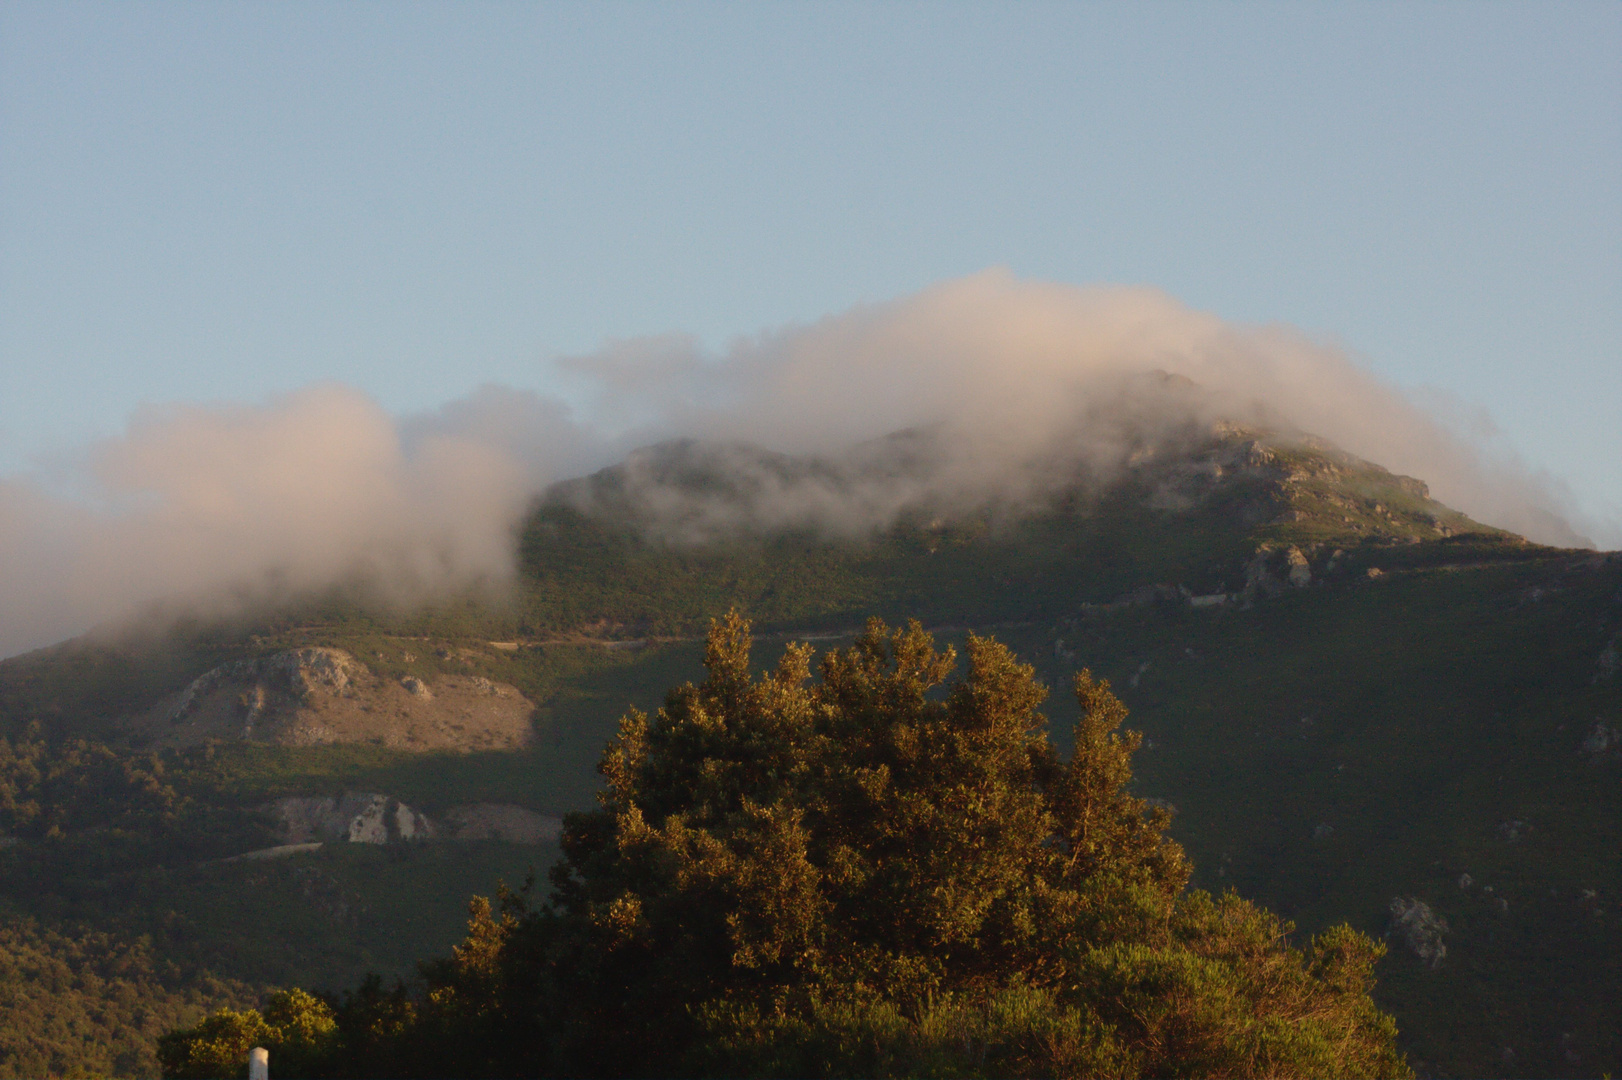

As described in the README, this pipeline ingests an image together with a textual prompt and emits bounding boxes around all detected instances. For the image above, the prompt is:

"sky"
[1,2,1619,618]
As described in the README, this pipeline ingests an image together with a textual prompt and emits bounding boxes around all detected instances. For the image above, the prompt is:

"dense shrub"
[0,917,254,1080]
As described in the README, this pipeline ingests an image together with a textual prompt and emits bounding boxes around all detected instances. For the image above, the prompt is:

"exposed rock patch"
[1244,551,1285,599]
[1236,544,1320,599]
[1388,896,1448,968]
[128,649,535,752]
[1285,547,1311,588]
[257,792,560,847]
[265,793,437,844]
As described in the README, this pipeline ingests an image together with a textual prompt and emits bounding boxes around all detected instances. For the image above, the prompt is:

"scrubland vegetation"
[1,431,1617,1077]
[159,616,1409,1079]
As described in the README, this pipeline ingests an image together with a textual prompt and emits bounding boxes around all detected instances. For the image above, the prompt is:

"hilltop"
[513,416,1522,640]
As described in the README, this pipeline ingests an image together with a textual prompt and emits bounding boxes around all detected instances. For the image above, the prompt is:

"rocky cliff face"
[261,793,560,846]
[126,648,536,751]
[265,792,438,844]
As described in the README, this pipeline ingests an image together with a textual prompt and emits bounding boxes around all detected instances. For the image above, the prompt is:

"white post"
[248,1046,269,1080]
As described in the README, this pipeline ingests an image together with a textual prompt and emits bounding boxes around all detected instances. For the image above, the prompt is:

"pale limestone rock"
[169,648,362,722]
[1388,896,1448,968]
[263,792,436,845]
[1285,547,1311,587]
[394,800,434,839]
[346,794,390,843]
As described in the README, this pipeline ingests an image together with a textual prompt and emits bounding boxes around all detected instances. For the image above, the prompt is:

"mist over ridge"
[0,270,1603,659]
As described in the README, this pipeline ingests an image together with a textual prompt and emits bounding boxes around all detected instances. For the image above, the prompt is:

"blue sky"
[3,1,1619,529]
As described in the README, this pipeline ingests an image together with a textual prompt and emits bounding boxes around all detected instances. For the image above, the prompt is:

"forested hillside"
[0,424,1617,1077]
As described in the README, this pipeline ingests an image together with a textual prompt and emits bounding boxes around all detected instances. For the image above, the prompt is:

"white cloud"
[0,270,1601,657]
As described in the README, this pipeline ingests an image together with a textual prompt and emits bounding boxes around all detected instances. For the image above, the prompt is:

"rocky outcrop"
[1284,547,1311,588]
[264,793,437,844]
[1243,550,1285,599]
[1240,546,1316,600]
[1388,896,1448,968]
[258,792,560,847]
[130,649,536,752]
[168,648,362,736]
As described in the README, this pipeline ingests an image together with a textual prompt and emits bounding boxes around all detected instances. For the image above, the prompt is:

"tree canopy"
[161,613,1409,1078]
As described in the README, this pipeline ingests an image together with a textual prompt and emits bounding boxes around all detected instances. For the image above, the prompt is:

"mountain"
[512,416,1525,638]
[0,414,1617,1078]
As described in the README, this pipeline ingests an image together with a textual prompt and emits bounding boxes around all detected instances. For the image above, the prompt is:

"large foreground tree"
[163,614,1408,1079]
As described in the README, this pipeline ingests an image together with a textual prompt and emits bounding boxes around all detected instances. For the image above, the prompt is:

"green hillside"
[0,426,1616,1077]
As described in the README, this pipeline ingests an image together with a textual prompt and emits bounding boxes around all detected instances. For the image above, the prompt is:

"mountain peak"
[543,414,1507,555]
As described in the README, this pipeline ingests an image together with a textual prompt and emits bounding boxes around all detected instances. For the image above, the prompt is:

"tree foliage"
[0,729,186,841]
[0,727,268,868]
[157,990,337,1080]
[0,916,255,1080]
[161,613,1409,1078]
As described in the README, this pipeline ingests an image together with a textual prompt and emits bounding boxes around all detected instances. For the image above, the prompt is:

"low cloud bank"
[0,386,582,658]
[0,270,1602,658]
[557,271,1599,547]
